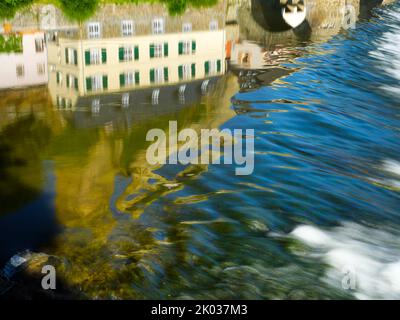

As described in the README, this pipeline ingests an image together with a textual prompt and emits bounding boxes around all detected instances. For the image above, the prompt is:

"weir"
[227,0,394,32]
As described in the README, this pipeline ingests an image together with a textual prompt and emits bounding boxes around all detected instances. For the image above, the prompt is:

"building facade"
[45,3,227,110]
[0,31,48,89]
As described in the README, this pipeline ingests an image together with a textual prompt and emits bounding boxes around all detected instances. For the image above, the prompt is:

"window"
[67,75,78,90]
[49,64,56,72]
[179,40,196,55]
[182,23,192,32]
[86,75,103,91]
[150,67,168,84]
[152,18,164,34]
[205,59,222,76]
[121,20,134,36]
[120,46,139,62]
[90,48,101,64]
[155,68,164,84]
[37,63,45,75]
[87,22,101,39]
[85,48,106,65]
[35,37,45,52]
[154,43,163,58]
[125,72,135,86]
[65,48,77,65]
[124,47,133,61]
[120,71,139,88]
[56,71,62,85]
[178,64,194,81]
[16,64,25,78]
[209,20,218,30]
[150,43,167,58]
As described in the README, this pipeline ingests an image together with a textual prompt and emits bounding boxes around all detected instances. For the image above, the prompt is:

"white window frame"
[91,75,103,91]
[182,40,191,55]
[87,22,101,39]
[121,20,134,36]
[125,71,135,86]
[154,43,164,58]
[182,23,192,32]
[124,46,134,61]
[66,48,76,65]
[122,93,130,106]
[90,48,101,65]
[152,18,164,34]
[182,64,191,80]
[154,67,164,84]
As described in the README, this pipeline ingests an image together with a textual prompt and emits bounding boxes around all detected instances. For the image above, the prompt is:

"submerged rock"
[0,250,80,299]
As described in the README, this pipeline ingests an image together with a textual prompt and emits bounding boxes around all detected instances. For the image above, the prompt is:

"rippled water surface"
[1,1,400,299]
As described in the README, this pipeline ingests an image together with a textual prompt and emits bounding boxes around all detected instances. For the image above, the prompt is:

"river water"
[0,1,399,299]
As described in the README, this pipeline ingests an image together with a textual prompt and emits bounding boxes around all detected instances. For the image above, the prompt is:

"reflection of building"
[45,4,226,110]
[0,32,48,89]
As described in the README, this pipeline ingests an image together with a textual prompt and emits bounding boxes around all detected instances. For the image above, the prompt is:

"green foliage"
[161,0,218,15]
[58,0,99,22]
[0,34,23,53]
[0,0,33,19]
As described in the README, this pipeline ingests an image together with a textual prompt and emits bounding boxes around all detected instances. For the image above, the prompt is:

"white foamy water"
[368,159,400,190]
[382,159,400,176]
[291,223,400,299]
[370,7,400,95]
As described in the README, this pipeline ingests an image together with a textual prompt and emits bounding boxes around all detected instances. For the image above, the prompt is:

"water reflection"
[0,0,398,299]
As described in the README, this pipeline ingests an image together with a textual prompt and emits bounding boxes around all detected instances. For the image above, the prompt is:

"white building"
[0,31,48,89]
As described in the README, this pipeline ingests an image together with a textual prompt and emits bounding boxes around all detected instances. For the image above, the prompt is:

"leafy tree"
[58,0,99,22]
[0,0,33,19]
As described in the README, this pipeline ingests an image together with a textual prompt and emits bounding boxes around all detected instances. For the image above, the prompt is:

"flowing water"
[0,1,399,299]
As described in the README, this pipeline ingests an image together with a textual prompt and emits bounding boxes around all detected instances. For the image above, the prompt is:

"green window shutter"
[149,44,155,58]
[66,74,70,88]
[192,40,196,53]
[217,59,221,72]
[135,71,140,85]
[178,65,183,80]
[56,72,60,84]
[205,61,210,75]
[74,77,78,90]
[134,46,139,60]
[102,75,108,89]
[101,48,107,64]
[150,69,155,83]
[178,42,183,55]
[164,67,169,82]
[119,73,125,88]
[191,63,196,78]
[119,47,124,62]
[164,43,168,57]
[85,50,90,65]
[65,48,69,64]
[74,50,78,65]
[86,77,92,91]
